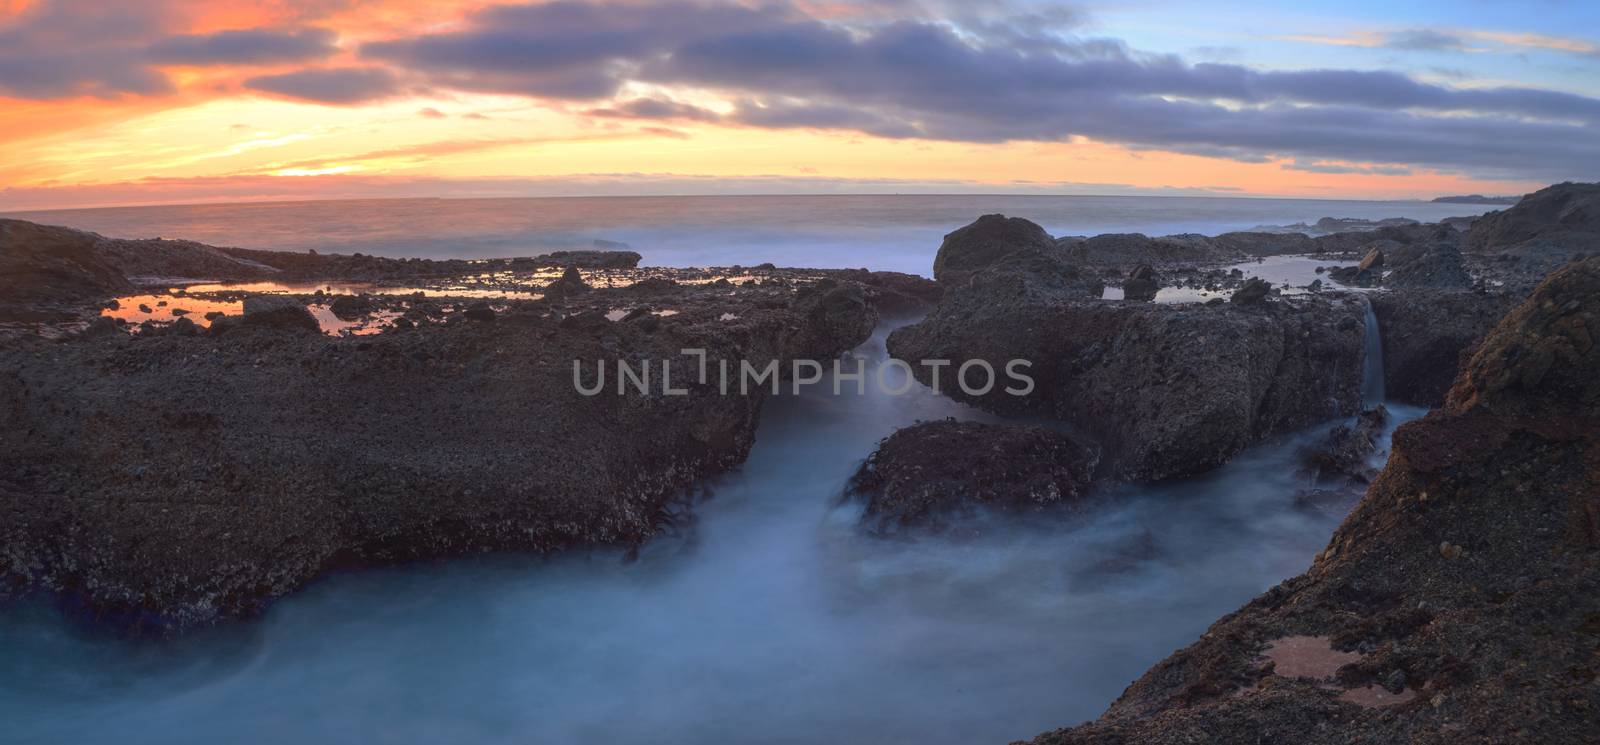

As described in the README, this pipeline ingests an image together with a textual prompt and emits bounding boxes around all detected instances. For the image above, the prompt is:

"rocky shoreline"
[1023,255,1600,744]
[0,182,1596,745]
[0,219,930,633]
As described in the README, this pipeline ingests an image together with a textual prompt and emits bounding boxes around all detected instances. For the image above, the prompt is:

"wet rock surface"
[846,419,1099,534]
[1025,258,1600,745]
[932,214,1060,286]
[1369,289,1518,406]
[888,268,1368,481]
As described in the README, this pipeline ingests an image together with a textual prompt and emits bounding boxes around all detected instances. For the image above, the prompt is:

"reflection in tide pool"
[1101,254,1363,303]
[0,323,1422,745]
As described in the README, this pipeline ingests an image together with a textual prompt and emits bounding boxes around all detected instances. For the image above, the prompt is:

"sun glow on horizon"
[2,0,1592,210]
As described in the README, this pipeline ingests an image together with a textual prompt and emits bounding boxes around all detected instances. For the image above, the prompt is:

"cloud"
[1291,27,1600,59]
[344,2,1600,180]
[417,106,446,118]
[1283,160,1413,176]
[146,27,339,65]
[585,96,723,122]
[243,67,401,104]
[0,0,174,98]
[1382,29,1465,52]
[361,0,795,99]
[730,97,922,138]
[638,125,690,139]
[1468,30,1600,59]
[3,0,1597,185]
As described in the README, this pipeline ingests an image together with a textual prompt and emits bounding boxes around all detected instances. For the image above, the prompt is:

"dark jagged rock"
[1326,265,1374,287]
[240,295,319,333]
[1369,289,1518,406]
[1025,258,1600,745]
[837,269,943,315]
[887,269,1366,481]
[1230,278,1271,304]
[1384,243,1472,289]
[622,277,683,294]
[524,249,642,269]
[1358,248,1384,272]
[328,294,375,321]
[0,220,132,321]
[786,282,879,361]
[1124,265,1159,302]
[1060,232,1227,267]
[1212,231,1317,256]
[1298,405,1388,485]
[543,265,592,297]
[846,419,1098,534]
[932,214,1059,286]
[463,301,497,322]
[1465,182,1600,255]
[1464,182,1600,294]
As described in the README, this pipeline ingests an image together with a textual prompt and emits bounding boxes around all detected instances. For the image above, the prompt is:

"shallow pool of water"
[0,323,1421,744]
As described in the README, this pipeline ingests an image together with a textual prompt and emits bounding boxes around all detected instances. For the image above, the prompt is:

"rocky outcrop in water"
[1025,257,1600,745]
[1298,405,1388,487]
[846,419,1099,534]
[887,266,1369,481]
[932,214,1060,286]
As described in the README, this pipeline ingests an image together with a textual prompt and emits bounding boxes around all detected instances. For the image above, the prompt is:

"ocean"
[3,194,1492,275]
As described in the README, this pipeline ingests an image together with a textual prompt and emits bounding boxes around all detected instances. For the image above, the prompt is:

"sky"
[1,0,1597,210]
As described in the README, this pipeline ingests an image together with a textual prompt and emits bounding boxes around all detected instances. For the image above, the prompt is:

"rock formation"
[1026,257,1600,744]
[1369,290,1517,406]
[0,220,889,635]
[888,268,1368,481]
[846,419,1099,534]
[932,214,1060,286]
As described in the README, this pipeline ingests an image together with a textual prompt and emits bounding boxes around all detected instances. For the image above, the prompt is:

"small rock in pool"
[1231,278,1271,304]
[241,295,319,333]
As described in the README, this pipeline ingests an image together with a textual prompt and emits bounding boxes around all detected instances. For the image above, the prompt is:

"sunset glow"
[3,0,1597,209]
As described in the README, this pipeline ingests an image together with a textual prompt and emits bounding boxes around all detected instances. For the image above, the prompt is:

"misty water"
[0,318,1422,744]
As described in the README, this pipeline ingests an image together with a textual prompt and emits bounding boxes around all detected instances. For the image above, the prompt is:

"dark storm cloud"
[243,67,401,104]
[146,28,339,65]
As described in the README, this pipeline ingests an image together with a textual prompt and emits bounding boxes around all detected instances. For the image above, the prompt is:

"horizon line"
[0,190,1467,215]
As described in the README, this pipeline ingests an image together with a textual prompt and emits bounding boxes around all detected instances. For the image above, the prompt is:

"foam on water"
[0,321,1426,745]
